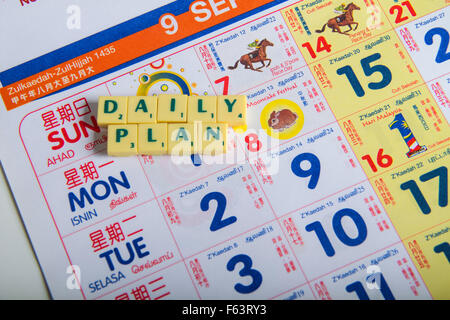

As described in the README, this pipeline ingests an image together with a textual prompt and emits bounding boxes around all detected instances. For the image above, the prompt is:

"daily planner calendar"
[0,0,448,299]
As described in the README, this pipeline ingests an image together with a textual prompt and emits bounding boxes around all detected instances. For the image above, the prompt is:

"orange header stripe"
[1,0,272,111]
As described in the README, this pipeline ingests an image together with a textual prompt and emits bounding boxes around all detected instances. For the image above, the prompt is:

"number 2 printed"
[424,27,450,64]
[201,192,237,231]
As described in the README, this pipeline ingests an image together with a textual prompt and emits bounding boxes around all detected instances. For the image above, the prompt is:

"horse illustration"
[228,39,274,72]
[316,3,360,35]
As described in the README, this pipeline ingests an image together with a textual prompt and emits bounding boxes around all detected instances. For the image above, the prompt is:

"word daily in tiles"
[5,0,450,301]
[97,95,247,156]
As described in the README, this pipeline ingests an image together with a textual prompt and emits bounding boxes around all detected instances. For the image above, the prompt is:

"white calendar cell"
[280,181,400,280]
[64,200,182,299]
[396,7,450,82]
[19,85,109,176]
[427,74,450,123]
[100,261,198,300]
[4,0,449,301]
[188,222,306,299]
[311,244,432,300]
[140,129,246,197]
[240,66,336,156]
[158,164,275,257]
[38,155,153,235]
[254,123,366,216]
[195,12,306,95]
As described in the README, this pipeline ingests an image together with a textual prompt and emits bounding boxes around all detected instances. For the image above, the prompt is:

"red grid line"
[15,0,448,300]
[62,198,154,239]
[291,5,435,296]
[136,156,202,299]
[336,70,450,122]
[36,146,106,178]
[94,261,181,300]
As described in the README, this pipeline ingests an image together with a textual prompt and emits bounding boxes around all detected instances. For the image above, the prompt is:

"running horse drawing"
[228,39,274,72]
[315,3,360,35]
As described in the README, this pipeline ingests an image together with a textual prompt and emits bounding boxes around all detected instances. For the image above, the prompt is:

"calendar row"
[15,0,449,300]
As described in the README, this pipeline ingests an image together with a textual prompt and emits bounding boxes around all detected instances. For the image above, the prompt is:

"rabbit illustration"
[268,109,298,131]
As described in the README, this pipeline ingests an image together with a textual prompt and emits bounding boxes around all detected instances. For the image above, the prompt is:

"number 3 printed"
[226,254,263,294]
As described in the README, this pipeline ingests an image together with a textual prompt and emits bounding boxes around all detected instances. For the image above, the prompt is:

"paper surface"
[0,0,448,300]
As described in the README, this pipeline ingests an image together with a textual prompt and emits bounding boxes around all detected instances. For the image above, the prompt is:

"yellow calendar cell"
[339,86,450,178]
[127,96,158,124]
[157,94,188,123]
[378,0,448,27]
[311,30,423,118]
[281,0,391,64]
[403,223,450,299]
[370,151,449,239]
[107,124,138,156]
[97,96,128,126]
[187,95,217,122]
[138,123,168,155]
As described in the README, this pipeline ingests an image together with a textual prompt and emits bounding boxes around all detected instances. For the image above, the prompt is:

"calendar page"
[0,0,448,300]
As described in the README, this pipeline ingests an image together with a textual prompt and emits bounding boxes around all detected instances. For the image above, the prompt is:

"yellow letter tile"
[167,123,197,156]
[188,95,217,122]
[199,122,227,155]
[217,95,246,127]
[157,94,188,123]
[107,124,138,156]
[138,123,167,155]
[127,96,157,124]
[98,96,128,126]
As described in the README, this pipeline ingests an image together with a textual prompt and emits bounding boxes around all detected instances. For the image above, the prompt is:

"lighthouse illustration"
[389,113,427,158]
